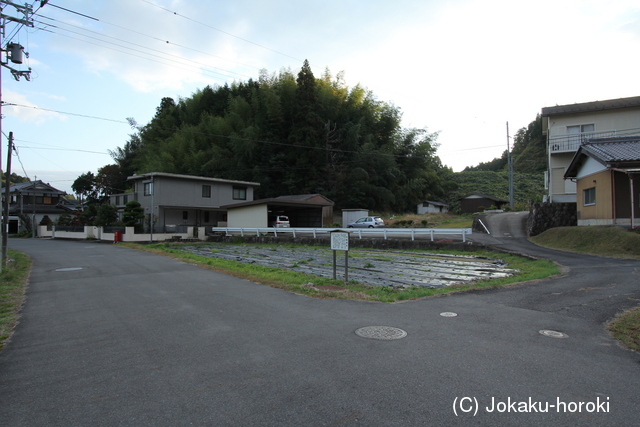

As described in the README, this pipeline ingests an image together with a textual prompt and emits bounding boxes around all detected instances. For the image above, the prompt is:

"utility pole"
[2,131,11,265]
[0,1,43,269]
[506,122,514,209]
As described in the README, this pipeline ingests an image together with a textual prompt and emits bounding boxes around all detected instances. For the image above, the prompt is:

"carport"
[223,194,334,228]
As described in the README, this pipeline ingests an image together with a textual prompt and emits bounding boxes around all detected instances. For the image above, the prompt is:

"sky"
[2,0,640,195]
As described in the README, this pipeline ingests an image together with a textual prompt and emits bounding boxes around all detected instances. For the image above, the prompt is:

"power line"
[5,101,448,163]
[47,3,98,21]
[16,145,110,155]
[38,12,264,72]
[34,16,253,80]
[30,26,248,83]
[3,102,129,124]
[139,0,304,64]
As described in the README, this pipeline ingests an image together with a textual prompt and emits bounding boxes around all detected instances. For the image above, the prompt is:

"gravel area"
[178,243,518,288]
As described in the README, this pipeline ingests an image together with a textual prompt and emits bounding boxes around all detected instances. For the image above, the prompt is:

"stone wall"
[527,203,577,237]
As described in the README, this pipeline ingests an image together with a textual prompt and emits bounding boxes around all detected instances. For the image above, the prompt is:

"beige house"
[564,137,640,227]
[542,96,640,203]
[110,172,260,231]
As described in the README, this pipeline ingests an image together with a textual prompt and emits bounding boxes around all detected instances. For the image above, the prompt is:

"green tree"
[96,164,127,196]
[56,213,73,226]
[122,200,144,227]
[79,204,98,225]
[72,172,98,203]
[103,61,452,213]
[94,203,117,227]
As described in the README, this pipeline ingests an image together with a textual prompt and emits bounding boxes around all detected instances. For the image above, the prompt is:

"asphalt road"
[2,223,640,426]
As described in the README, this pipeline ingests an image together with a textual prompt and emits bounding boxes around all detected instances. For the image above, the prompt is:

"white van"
[270,215,290,228]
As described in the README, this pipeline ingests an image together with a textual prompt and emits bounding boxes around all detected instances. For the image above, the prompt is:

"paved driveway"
[1,235,639,425]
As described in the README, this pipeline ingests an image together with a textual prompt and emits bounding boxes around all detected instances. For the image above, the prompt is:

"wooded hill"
[451,114,546,210]
[107,60,456,213]
[91,61,546,213]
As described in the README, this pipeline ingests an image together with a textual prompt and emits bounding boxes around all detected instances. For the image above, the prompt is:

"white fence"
[36,225,472,243]
[211,227,472,242]
[37,225,209,243]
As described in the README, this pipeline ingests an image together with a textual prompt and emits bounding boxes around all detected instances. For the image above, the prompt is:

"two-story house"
[3,180,75,233]
[110,172,260,232]
[542,95,640,203]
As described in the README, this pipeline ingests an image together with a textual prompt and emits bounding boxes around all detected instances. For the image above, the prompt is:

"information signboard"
[331,231,349,251]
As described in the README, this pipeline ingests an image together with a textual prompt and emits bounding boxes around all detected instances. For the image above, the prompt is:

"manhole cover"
[55,267,83,272]
[440,312,458,317]
[539,329,568,338]
[355,326,407,340]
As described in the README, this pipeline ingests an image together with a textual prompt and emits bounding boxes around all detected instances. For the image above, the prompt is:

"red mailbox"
[114,230,123,242]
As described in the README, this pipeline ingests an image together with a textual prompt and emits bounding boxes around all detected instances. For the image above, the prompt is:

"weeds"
[0,250,32,351]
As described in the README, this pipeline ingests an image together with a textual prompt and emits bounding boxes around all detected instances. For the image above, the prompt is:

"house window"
[202,185,211,198]
[204,211,210,223]
[43,197,52,205]
[567,124,595,144]
[584,187,596,206]
[115,196,120,205]
[144,182,153,196]
[123,195,129,204]
[183,211,189,220]
[233,186,247,200]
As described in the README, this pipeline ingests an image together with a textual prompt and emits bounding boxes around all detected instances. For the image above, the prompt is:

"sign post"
[330,230,350,283]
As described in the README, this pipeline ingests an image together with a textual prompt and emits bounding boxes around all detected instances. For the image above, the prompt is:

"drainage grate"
[539,329,568,338]
[355,326,407,340]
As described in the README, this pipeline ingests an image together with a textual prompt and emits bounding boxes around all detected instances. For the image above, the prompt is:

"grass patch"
[530,226,640,259]
[0,249,32,351]
[387,213,473,229]
[122,242,558,303]
[608,306,640,352]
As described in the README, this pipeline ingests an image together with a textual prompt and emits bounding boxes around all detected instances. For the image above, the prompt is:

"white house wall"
[546,108,640,139]
[549,152,577,202]
[228,204,268,228]
[576,157,607,180]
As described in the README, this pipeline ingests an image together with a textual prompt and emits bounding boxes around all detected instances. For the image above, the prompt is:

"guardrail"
[210,227,472,242]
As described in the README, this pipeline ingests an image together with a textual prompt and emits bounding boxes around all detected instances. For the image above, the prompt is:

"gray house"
[110,172,260,231]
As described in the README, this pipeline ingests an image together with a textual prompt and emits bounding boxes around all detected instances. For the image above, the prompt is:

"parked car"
[347,216,385,228]
[270,215,290,228]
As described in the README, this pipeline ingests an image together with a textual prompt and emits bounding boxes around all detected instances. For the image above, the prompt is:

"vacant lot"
[134,242,558,303]
[179,243,517,288]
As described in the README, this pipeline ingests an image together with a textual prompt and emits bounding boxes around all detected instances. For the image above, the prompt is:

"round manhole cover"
[539,329,568,338]
[55,267,83,272]
[440,312,458,317]
[355,326,407,340]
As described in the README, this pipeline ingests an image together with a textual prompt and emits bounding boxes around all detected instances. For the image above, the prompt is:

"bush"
[11,230,31,238]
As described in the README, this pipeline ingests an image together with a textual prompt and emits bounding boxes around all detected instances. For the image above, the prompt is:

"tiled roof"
[582,137,640,163]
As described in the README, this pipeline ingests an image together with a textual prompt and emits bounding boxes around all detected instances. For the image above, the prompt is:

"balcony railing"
[549,130,618,153]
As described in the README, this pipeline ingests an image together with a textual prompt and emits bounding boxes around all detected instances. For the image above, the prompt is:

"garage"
[224,194,334,228]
